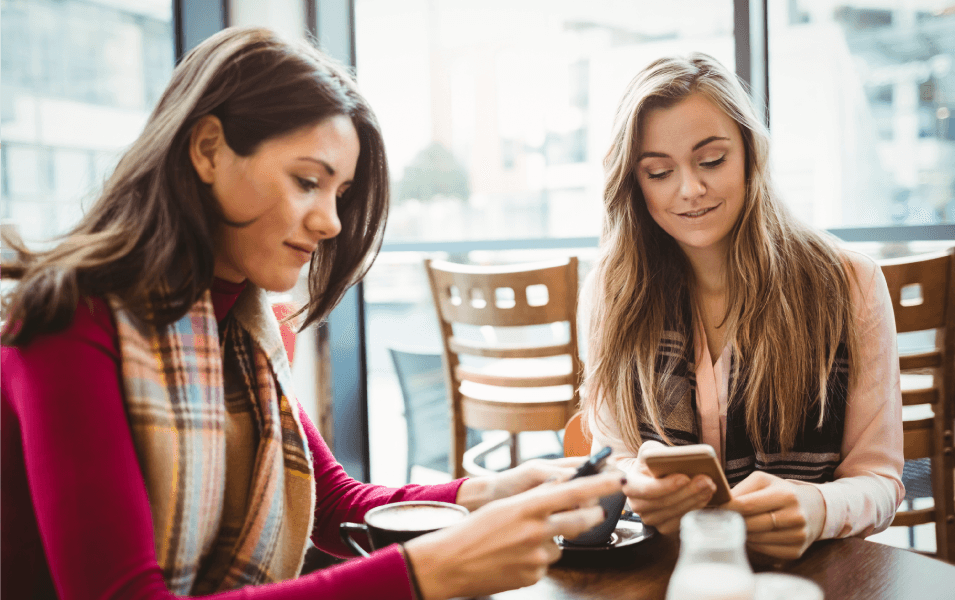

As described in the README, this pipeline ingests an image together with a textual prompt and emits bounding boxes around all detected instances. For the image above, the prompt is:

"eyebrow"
[297,157,338,177]
[637,136,730,162]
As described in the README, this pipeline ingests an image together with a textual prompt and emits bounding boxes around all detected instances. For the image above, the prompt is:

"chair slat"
[902,418,935,459]
[892,507,936,528]
[455,365,575,388]
[461,396,575,432]
[879,249,955,562]
[449,337,570,358]
[900,350,943,371]
[901,387,939,406]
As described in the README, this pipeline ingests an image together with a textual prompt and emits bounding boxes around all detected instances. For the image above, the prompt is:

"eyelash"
[296,176,349,200]
[645,156,727,180]
[296,177,319,192]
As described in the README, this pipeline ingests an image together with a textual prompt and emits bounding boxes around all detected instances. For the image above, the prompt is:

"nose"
[304,190,342,240]
[679,169,706,201]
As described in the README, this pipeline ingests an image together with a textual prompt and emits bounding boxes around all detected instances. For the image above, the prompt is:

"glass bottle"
[666,509,755,600]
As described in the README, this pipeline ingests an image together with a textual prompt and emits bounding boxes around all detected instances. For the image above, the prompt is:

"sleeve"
[297,403,466,557]
[799,252,905,539]
[3,298,450,600]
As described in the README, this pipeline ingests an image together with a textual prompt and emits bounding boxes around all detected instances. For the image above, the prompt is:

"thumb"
[636,440,665,462]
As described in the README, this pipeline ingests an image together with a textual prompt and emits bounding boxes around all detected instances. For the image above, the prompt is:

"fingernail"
[695,479,710,492]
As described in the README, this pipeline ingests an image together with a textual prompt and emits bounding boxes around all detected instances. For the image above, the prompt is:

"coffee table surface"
[489,535,955,600]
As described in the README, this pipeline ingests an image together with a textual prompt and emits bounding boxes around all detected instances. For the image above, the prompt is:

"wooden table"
[490,535,955,600]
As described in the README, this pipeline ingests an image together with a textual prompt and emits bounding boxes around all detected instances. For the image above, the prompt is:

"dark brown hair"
[2,26,389,345]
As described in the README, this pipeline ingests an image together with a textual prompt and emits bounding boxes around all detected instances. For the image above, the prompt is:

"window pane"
[355,0,734,244]
[768,0,955,229]
[355,0,734,484]
[0,0,174,244]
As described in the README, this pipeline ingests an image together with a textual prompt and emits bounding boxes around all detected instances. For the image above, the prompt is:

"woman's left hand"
[455,457,587,511]
[720,471,827,560]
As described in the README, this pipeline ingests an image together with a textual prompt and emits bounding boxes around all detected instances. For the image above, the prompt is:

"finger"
[637,479,715,527]
[623,472,693,501]
[547,456,588,469]
[525,472,624,516]
[746,527,808,545]
[727,470,775,496]
[547,505,605,538]
[540,538,563,565]
[627,472,711,510]
[724,487,791,517]
[747,541,804,561]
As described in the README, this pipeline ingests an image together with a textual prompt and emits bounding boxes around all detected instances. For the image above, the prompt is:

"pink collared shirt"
[583,250,905,539]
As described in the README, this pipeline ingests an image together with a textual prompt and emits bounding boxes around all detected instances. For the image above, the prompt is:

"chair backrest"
[563,412,592,458]
[389,346,482,482]
[388,347,448,479]
[880,249,955,561]
[425,257,582,477]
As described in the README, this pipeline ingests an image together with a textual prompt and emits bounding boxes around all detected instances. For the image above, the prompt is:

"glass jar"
[666,509,756,600]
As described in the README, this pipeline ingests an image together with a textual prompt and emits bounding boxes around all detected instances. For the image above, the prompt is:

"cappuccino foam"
[367,505,466,532]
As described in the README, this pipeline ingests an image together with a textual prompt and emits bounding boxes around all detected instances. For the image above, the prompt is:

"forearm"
[806,474,902,539]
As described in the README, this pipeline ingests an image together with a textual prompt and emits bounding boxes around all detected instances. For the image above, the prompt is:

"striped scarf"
[636,327,848,486]
[110,286,315,594]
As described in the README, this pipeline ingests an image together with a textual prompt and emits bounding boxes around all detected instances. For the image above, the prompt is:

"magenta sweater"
[1,279,464,599]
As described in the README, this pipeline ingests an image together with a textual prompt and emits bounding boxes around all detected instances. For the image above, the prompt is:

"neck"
[681,244,729,298]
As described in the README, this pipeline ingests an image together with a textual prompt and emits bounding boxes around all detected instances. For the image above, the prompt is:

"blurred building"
[1,0,173,245]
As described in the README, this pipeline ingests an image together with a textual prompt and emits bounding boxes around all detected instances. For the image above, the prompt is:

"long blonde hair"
[585,53,859,455]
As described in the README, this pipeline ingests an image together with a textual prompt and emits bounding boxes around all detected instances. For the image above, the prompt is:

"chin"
[251,272,300,293]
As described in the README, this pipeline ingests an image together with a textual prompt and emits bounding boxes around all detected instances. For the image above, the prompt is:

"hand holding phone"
[640,443,732,506]
[569,446,613,480]
[563,446,627,546]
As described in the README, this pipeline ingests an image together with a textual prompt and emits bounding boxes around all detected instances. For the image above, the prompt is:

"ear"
[189,114,227,184]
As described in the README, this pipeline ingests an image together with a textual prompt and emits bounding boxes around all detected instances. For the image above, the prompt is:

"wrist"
[455,476,496,511]
[794,482,828,542]
[404,531,463,600]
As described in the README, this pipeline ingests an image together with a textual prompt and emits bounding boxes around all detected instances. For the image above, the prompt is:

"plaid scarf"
[110,286,315,594]
[636,326,848,486]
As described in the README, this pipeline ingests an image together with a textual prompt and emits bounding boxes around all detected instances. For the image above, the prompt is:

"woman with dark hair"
[1,27,622,600]
[580,53,903,560]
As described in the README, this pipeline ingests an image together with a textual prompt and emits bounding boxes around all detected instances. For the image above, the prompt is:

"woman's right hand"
[403,470,624,600]
[622,440,717,535]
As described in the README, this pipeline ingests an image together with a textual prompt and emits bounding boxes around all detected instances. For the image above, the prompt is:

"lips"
[285,242,317,264]
[679,205,718,218]
[285,242,317,254]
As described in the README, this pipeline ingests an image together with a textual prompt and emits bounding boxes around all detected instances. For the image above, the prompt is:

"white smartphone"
[641,443,732,506]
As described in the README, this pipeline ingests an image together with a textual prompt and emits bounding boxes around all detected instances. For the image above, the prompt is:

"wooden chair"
[425,257,582,478]
[563,411,592,458]
[881,248,955,562]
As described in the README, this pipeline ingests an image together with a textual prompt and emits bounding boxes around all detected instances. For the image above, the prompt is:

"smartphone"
[641,443,732,506]
[570,446,613,480]
[564,446,627,545]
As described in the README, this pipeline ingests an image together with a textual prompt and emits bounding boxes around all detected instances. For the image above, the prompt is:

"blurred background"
[2,0,953,550]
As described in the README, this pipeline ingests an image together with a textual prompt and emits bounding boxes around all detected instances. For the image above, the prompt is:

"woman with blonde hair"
[1,26,622,600]
[581,53,903,559]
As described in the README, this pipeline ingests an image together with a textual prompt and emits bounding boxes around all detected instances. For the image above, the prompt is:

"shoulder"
[836,249,893,331]
[2,296,118,361]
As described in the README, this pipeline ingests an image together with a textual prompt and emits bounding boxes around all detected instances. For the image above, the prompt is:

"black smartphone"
[570,446,613,479]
